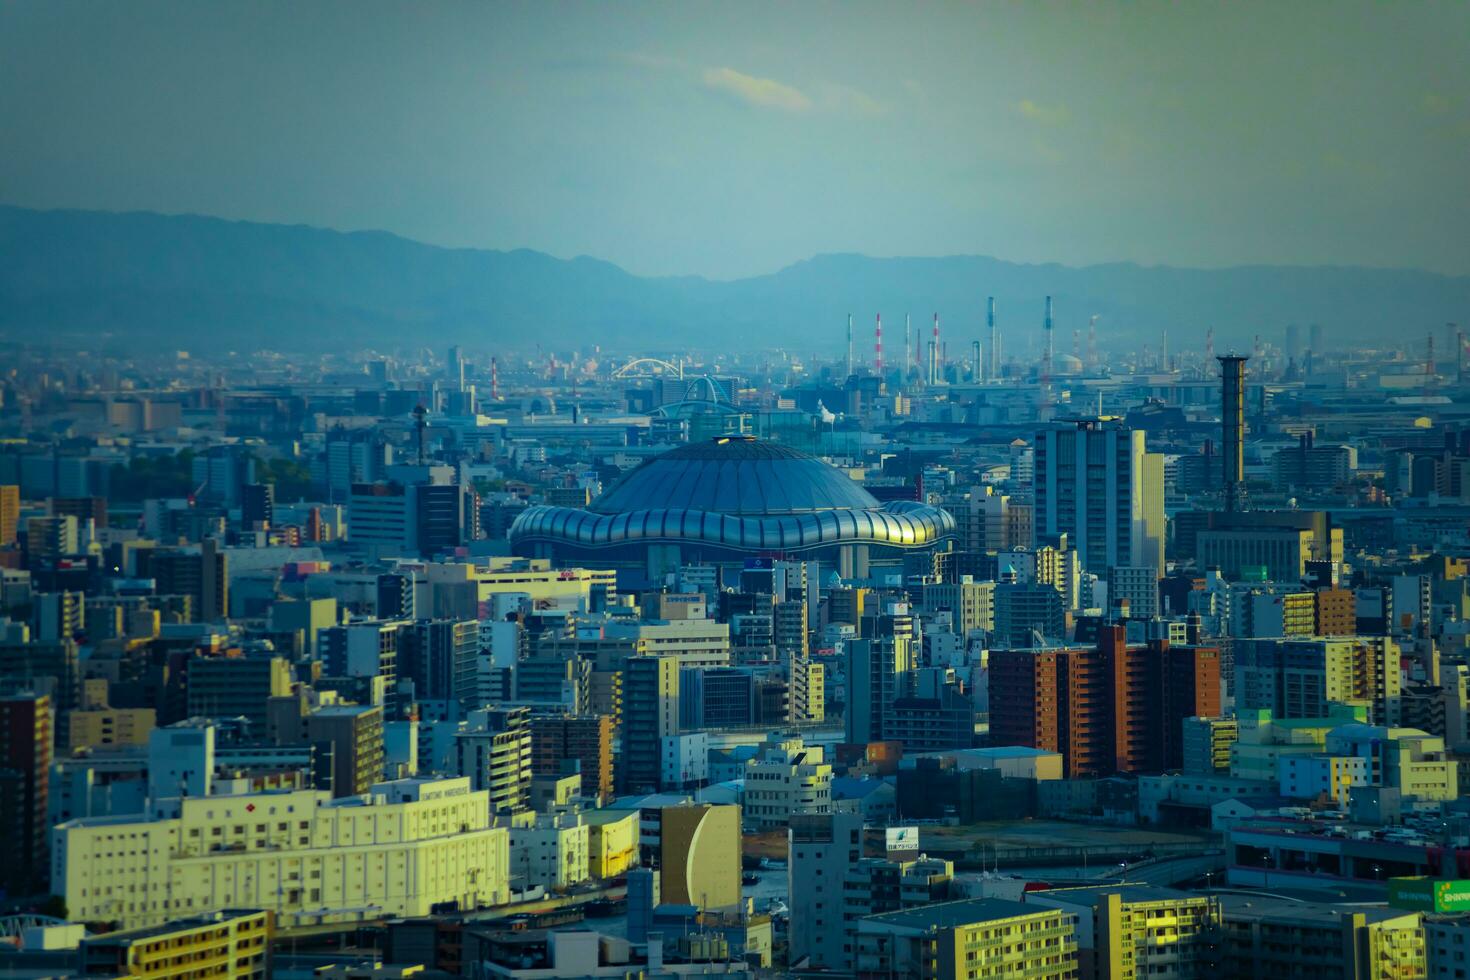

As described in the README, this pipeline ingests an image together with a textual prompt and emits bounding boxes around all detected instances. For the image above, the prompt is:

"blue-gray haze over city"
[3,3,1470,978]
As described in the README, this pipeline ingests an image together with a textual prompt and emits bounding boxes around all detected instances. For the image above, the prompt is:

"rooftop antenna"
[987,297,998,382]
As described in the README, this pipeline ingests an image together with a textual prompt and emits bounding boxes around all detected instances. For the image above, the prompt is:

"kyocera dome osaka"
[509,436,956,582]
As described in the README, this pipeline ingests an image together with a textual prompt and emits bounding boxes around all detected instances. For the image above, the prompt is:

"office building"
[993,581,1068,648]
[320,620,403,689]
[186,655,293,734]
[620,656,679,793]
[788,810,864,971]
[54,778,510,931]
[743,735,831,831]
[1034,419,1165,578]
[400,618,479,710]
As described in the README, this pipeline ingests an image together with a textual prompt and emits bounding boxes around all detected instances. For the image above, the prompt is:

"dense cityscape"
[5,2,1470,978]
[0,318,1467,977]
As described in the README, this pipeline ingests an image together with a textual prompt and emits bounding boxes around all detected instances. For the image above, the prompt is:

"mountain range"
[3,204,1467,356]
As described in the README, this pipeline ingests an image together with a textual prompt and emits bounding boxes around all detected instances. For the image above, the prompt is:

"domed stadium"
[510,436,955,581]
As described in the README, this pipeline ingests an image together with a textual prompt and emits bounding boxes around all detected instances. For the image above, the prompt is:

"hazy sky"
[3,1,1468,279]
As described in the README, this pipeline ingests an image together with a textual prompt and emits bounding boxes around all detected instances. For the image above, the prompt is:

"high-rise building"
[846,613,916,744]
[150,541,228,622]
[0,484,19,546]
[32,590,85,642]
[1181,715,1238,774]
[304,703,385,798]
[1236,637,1401,726]
[1033,419,1165,578]
[0,692,52,894]
[320,620,404,688]
[455,706,531,814]
[620,656,679,793]
[529,713,614,802]
[186,655,293,733]
[26,514,79,565]
[240,482,275,529]
[922,580,995,638]
[399,619,479,711]
[990,627,1221,777]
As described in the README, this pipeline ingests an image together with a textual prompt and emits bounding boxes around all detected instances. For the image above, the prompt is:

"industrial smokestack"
[1219,355,1248,511]
[930,313,941,386]
[1043,296,1054,381]
[973,339,981,382]
[904,314,911,381]
[846,314,854,378]
[875,314,883,375]
[987,297,998,382]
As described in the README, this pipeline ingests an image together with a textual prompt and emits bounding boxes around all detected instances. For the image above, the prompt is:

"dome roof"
[590,437,881,516]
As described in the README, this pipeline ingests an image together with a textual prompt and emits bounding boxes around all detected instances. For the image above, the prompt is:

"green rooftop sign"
[1388,877,1470,914]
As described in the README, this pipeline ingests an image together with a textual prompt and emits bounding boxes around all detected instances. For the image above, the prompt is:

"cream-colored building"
[79,908,272,979]
[67,706,156,755]
[857,897,1078,980]
[507,811,590,891]
[54,777,509,931]
[1026,885,1220,980]
[584,809,638,880]
[743,736,831,832]
[1325,723,1459,802]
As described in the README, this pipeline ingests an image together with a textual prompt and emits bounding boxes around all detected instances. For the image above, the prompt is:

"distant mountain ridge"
[2,204,1467,355]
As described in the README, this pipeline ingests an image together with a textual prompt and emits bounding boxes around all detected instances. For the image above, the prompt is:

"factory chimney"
[874,314,883,375]
[987,297,998,381]
[846,314,854,378]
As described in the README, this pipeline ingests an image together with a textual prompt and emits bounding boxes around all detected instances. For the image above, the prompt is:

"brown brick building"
[990,626,1221,778]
